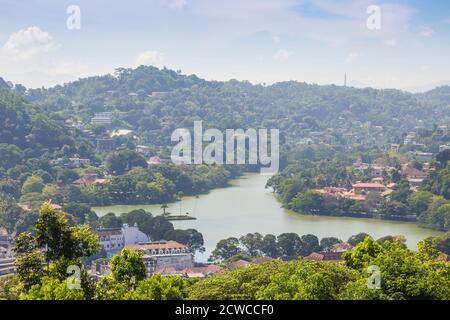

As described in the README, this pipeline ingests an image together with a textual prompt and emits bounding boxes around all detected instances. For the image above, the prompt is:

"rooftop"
[306,251,343,261]
[352,182,386,189]
[126,240,189,251]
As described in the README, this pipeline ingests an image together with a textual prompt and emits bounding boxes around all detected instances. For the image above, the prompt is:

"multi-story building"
[91,112,126,126]
[96,136,116,152]
[404,132,415,145]
[96,228,125,258]
[95,224,150,258]
[126,241,194,277]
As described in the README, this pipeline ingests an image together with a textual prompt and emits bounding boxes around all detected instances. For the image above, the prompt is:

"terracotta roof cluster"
[228,259,252,270]
[402,166,427,179]
[155,267,178,275]
[330,242,353,253]
[182,265,224,276]
[352,182,387,189]
[96,228,122,237]
[306,251,343,262]
[251,256,274,264]
[315,188,366,201]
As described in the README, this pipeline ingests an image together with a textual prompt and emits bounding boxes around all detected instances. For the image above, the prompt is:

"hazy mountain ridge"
[1,66,449,149]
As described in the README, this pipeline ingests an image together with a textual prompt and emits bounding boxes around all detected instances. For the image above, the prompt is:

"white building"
[122,223,150,245]
[126,241,194,277]
[404,132,415,145]
[91,115,112,125]
[96,224,150,258]
[96,228,125,258]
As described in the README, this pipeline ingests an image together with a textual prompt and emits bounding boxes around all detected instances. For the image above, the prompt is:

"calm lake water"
[93,173,442,261]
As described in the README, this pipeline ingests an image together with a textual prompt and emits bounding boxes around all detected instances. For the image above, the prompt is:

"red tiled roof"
[96,228,122,237]
[402,167,427,179]
[228,260,251,269]
[126,240,188,251]
[251,256,274,264]
[306,252,343,261]
[182,265,224,275]
[155,267,179,274]
[352,183,386,189]
[331,242,353,252]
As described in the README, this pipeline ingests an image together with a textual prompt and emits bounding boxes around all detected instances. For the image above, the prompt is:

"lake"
[93,173,442,261]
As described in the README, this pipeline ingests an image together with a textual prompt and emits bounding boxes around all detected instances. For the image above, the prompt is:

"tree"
[125,274,192,300]
[389,180,412,204]
[98,212,123,228]
[436,149,450,166]
[239,233,264,257]
[260,234,279,258]
[300,234,320,256]
[188,261,282,300]
[435,232,450,255]
[391,169,401,183]
[347,233,371,247]
[343,236,382,270]
[256,260,358,300]
[289,191,324,214]
[0,144,22,170]
[21,276,85,300]
[408,191,434,216]
[0,193,24,233]
[21,175,44,194]
[109,248,147,286]
[210,237,242,262]
[14,204,100,295]
[34,204,99,263]
[14,233,44,291]
[164,229,205,253]
[140,215,174,240]
[105,150,147,175]
[320,237,341,252]
[63,203,98,226]
[277,233,303,257]
[378,200,409,218]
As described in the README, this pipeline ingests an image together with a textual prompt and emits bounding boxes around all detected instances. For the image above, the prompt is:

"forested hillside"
[19,66,450,149]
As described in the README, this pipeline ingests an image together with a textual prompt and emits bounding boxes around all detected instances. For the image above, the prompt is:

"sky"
[0,0,450,91]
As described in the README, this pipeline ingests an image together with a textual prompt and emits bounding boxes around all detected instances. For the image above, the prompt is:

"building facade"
[126,241,194,277]
[96,224,150,258]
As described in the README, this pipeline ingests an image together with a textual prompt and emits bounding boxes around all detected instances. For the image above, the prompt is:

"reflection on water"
[93,173,442,262]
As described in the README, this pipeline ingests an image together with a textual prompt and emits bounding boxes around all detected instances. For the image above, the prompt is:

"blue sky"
[0,0,450,90]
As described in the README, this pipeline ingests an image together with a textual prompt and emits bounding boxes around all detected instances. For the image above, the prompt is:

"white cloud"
[135,50,164,67]
[273,49,293,61]
[345,52,359,63]
[0,26,93,88]
[418,27,434,38]
[47,62,90,77]
[162,0,187,10]
[1,26,57,62]
[384,39,397,47]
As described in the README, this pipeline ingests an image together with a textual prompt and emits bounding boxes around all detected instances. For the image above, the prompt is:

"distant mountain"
[405,82,450,93]
[2,65,449,149]
[0,77,11,91]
